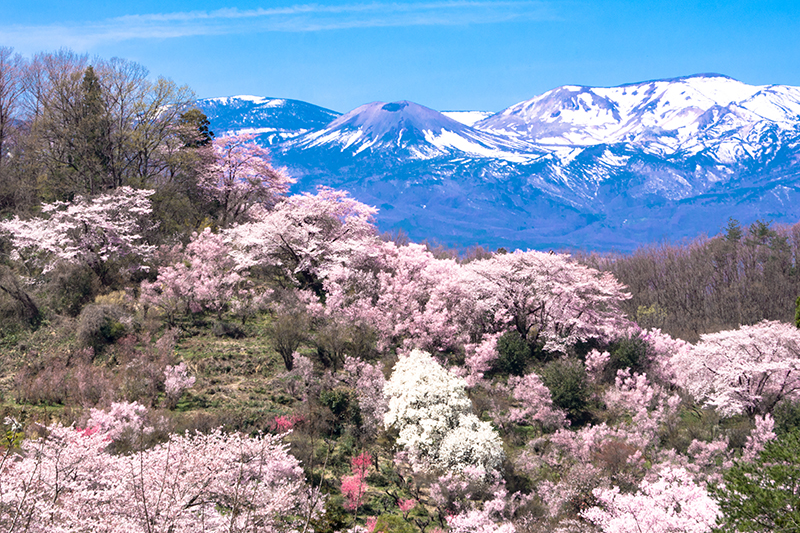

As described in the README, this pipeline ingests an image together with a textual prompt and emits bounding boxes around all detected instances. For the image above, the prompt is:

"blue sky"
[2,1,799,113]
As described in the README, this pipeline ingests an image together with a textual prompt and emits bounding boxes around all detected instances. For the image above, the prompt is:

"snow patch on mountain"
[442,111,494,126]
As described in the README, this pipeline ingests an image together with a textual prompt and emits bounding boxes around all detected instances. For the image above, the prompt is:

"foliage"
[504,372,568,430]
[372,514,418,533]
[608,334,649,377]
[76,303,126,353]
[495,330,532,376]
[796,295,800,328]
[713,430,800,532]
[46,262,101,316]
[541,358,590,424]
[268,311,309,371]
[583,219,800,339]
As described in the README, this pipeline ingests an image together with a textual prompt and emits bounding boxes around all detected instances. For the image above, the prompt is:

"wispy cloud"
[1,1,556,52]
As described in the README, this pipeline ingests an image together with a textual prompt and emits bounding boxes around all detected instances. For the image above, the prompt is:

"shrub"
[713,429,800,532]
[773,399,800,435]
[541,358,590,425]
[47,263,101,316]
[0,266,41,329]
[320,386,362,434]
[268,311,308,371]
[494,330,532,376]
[77,304,126,353]
[211,320,245,338]
[607,335,649,379]
[372,514,418,533]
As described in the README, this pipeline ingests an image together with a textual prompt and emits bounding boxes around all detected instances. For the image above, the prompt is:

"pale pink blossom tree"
[200,132,295,226]
[670,320,800,417]
[0,423,318,532]
[0,186,156,278]
[742,413,777,461]
[495,372,568,430]
[324,241,480,355]
[341,356,387,435]
[585,348,611,381]
[86,400,151,441]
[163,362,196,409]
[465,251,632,352]
[141,227,252,321]
[582,466,721,533]
[225,186,377,292]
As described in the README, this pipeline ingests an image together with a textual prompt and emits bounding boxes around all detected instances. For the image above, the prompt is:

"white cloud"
[0,2,556,52]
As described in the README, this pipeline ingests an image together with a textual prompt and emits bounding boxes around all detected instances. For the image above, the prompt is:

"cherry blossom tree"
[465,251,631,352]
[225,186,377,293]
[0,186,156,279]
[163,362,196,409]
[383,349,504,475]
[140,227,261,322]
[200,133,294,226]
[325,241,478,354]
[504,372,569,430]
[671,320,800,417]
[0,422,318,532]
[86,400,151,441]
[583,466,720,533]
[741,414,777,462]
[341,356,387,435]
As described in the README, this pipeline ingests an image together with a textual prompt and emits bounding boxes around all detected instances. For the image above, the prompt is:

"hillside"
[1,53,800,533]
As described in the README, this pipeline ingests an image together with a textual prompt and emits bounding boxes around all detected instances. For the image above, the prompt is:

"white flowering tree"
[384,349,503,475]
[0,186,156,279]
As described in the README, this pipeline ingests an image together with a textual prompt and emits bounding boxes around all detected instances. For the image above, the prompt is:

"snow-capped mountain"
[283,100,542,162]
[478,74,800,163]
[198,75,800,251]
[200,95,340,145]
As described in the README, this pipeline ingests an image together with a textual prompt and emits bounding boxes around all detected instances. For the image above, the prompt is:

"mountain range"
[199,74,800,251]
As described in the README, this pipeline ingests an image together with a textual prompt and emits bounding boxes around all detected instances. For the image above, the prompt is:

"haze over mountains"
[199,74,800,251]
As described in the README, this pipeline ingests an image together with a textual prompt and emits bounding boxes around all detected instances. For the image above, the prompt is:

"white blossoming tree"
[384,349,504,475]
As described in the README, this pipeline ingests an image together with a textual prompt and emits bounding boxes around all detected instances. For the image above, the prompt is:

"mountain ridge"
[198,75,800,251]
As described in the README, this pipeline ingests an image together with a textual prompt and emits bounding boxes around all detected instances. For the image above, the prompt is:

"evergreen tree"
[795,295,800,329]
[76,65,112,194]
[713,430,800,532]
[179,108,214,147]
